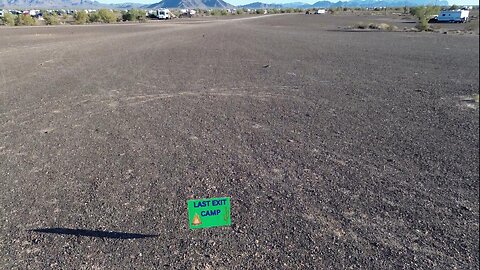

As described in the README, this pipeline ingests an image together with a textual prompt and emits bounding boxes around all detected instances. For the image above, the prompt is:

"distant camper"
[315,9,326,14]
[157,9,171,20]
[436,9,470,23]
[179,9,196,18]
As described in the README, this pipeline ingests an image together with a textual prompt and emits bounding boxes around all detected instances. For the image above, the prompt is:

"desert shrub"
[368,23,398,31]
[170,10,181,18]
[355,22,367,29]
[15,14,36,26]
[210,10,221,16]
[44,13,60,25]
[417,17,430,31]
[123,9,145,21]
[255,9,264,14]
[409,7,417,16]
[236,9,244,15]
[410,6,440,31]
[74,11,88,24]
[88,12,100,23]
[220,9,228,16]
[97,9,118,23]
[1,12,15,26]
[386,24,398,31]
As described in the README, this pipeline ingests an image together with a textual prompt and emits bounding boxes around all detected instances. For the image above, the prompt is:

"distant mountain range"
[145,0,233,9]
[0,0,144,8]
[241,0,449,9]
[240,2,283,8]
[0,0,450,9]
[1,0,100,8]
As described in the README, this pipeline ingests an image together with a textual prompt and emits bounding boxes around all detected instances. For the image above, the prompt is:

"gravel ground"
[0,14,478,269]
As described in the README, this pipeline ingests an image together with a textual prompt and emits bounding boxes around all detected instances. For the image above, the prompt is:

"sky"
[102,0,479,6]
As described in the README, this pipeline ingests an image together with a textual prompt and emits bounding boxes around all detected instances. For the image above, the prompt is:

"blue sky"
[102,0,479,6]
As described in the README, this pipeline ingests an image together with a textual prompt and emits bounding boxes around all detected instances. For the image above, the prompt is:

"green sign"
[187,197,231,229]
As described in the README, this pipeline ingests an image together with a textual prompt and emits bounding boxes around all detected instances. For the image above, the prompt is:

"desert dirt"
[0,13,479,269]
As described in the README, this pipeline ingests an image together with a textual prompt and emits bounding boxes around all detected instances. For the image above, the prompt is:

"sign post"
[187,197,231,229]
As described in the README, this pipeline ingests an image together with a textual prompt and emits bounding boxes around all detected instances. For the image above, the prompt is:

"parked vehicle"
[315,9,326,14]
[436,9,470,23]
[179,9,196,18]
[157,9,171,20]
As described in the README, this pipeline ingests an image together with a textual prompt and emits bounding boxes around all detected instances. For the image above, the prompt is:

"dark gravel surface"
[0,14,478,269]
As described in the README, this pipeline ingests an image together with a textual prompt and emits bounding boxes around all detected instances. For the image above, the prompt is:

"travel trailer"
[157,9,172,20]
[436,9,470,23]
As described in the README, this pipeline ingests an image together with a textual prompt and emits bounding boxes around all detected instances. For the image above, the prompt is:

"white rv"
[0,10,5,17]
[315,9,326,14]
[437,9,470,23]
[157,9,171,20]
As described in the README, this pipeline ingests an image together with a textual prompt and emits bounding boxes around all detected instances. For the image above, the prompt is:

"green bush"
[88,12,100,23]
[210,10,221,16]
[417,16,429,31]
[1,12,15,26]
[410,6,440,31]
[98,9,118,23]
[123,9,145,21]
[236,9,244,15]
[74,11,88,24]
[220,9,228,16]
[256,9,264,14]
[15,14,36,26]
[44,13,60,25]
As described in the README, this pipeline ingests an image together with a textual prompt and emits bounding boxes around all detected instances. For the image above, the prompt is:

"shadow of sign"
[30,228,159,239]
